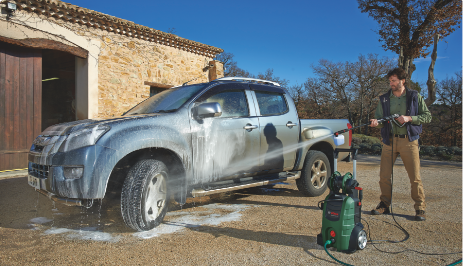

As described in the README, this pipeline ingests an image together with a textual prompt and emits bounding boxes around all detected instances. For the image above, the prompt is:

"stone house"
[0,0,224,170]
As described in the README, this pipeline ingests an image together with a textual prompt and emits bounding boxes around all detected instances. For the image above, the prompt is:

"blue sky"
[67,0,462,87]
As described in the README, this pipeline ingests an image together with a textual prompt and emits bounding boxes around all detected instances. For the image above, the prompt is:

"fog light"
[63,166,84,179]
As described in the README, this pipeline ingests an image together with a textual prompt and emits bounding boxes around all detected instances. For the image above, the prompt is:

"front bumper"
[28,144,117,200]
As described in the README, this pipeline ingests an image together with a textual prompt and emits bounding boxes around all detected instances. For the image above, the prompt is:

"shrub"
[371,144,382,154]
[359,143,370,151]
[420,146,436,156]
[450,146,462,155]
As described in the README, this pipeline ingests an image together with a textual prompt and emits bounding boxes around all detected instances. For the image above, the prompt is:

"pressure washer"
[316,114,462,265]
[316,114,400,254]
[316,148,366,253]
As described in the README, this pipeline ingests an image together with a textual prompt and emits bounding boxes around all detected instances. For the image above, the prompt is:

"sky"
[66,0,462,88]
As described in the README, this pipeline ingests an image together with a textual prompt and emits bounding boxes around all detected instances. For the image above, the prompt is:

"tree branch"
[410,0,454,45]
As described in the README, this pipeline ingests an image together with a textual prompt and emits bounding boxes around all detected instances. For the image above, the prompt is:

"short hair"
[387,68,407,81]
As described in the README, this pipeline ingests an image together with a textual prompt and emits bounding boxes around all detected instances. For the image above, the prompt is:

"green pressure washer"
[317,148,367,253]
[316,115,400,254]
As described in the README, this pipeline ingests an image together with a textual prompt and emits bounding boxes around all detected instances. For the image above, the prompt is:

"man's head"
[387,68,407,92]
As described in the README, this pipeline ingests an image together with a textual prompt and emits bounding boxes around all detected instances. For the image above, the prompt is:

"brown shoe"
[415,210,426,221]
[371,201,390,215]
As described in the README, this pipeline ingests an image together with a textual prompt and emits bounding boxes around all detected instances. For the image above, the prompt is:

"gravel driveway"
[0,155,461,265]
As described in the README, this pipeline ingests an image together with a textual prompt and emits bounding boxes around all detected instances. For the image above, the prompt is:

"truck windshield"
[124,84,207,115]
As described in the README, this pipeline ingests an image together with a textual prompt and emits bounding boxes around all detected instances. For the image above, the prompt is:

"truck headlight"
[58,124,110,152]
[63,166,84,179]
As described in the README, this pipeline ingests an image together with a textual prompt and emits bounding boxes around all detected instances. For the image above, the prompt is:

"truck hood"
[40,114,160,136]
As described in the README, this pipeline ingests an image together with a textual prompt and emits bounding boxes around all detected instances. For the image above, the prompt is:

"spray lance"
[332,114,401,170]
[334,114,401,137]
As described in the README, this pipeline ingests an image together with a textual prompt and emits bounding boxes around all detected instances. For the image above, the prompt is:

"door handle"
[286,122,297,128]
[244,124,258,131]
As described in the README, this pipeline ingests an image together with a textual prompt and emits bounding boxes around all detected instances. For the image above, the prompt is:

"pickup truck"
[27,77,352,231]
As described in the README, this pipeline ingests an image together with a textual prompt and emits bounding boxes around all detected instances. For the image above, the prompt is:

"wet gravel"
[0,155,461,265]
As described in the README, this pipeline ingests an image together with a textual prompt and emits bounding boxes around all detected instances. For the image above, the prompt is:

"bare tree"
[311,59,356,125]
[425,34,440,106]
[304,77,340,119]
[353,54,395,134]
[358,0,462,92]
[256,69,290,87]
[214,52,253,78]
[433,72,462,146]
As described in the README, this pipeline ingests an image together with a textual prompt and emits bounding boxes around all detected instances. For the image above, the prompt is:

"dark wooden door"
[0,43,42,171]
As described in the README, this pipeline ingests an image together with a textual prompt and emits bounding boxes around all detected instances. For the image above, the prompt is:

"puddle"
[28,203,255,242]
[259,188,281,193]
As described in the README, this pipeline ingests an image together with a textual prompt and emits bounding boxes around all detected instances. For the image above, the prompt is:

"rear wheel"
[121,159,169,231]
[296,150,330,197]
[357,230,367,250]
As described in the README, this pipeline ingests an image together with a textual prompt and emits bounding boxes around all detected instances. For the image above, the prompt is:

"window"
[125,84,206,115]
[150,86,167,97]
[255,91,288,116]
[204,91,249,118]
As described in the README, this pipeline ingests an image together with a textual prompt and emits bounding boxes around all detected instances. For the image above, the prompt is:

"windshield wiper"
[155,109,177,113]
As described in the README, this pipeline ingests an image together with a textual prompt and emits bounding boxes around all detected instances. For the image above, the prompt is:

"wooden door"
[0,43,42,171]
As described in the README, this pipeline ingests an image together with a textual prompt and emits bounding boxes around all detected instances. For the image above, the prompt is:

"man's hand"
[369,119,378,127]
[395,115,412,125]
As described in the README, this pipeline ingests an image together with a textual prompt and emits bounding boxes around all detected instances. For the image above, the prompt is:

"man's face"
[389,75,405,91]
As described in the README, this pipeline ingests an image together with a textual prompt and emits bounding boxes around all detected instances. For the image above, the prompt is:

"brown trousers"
[379,137,426,211]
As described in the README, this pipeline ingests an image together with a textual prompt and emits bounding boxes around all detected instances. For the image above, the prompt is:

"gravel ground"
[0,155,461,265]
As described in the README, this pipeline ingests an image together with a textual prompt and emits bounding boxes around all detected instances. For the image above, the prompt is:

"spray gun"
[334,114,401,137]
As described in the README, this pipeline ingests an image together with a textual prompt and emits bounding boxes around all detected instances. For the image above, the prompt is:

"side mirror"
[195,102,222,119]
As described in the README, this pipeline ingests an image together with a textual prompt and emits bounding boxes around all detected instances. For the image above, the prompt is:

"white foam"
[134,203,252,239]
[44,227,118,242]
[30,217,53,224]
[45,228,72,234]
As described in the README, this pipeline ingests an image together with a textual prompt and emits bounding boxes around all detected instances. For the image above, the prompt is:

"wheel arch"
[309,141,335,175]
[105,147,187,204]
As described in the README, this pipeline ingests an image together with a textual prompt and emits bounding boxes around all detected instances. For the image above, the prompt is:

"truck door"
[190,83,260,184]
[249,84,299,173]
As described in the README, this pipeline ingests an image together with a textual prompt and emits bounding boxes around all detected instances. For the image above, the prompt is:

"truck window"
[255,91,289,116]
[204,90,249,118]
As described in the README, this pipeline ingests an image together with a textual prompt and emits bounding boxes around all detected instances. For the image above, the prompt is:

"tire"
[121,159,169,231]
[296,150,330,197]
[348,224,367,253]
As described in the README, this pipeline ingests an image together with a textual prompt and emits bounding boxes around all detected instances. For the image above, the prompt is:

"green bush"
[450,146,462,155]
[420,146,436,156]
[352,134,382,145]
[351,135,460,161]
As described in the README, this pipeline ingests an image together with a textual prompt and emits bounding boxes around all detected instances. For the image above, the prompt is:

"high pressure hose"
[446,259,463,266]
[323,240,353,266]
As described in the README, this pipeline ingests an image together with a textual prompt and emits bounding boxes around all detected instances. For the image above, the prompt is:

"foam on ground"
[134,203,253,239]
[44,227,119,242]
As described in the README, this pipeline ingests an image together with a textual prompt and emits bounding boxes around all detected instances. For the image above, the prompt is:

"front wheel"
[296,150,331,197]
[121,159,169,231]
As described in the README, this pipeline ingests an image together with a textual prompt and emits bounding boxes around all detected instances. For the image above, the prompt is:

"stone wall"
[42,15,224,118]
[94,33,224,117]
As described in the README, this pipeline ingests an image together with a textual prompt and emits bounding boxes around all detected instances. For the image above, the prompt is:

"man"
[369,68,431,221]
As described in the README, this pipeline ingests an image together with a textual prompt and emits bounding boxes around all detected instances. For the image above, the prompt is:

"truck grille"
[29,163,50,179]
